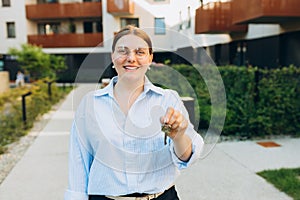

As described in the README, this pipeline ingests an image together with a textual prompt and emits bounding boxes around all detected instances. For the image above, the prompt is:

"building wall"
[0,0,27,54]
[1,0,300,82]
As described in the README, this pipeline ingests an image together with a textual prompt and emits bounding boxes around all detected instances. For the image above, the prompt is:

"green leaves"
[0,80,71,154]
[8,44,67,80]
[148,64,300,138]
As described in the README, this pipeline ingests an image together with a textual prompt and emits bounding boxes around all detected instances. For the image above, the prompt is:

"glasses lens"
[116,46,148,59]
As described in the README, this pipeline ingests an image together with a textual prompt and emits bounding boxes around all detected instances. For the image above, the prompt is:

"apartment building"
[0,0,27,76]
[1,0,300,82]
[194,0,300,68]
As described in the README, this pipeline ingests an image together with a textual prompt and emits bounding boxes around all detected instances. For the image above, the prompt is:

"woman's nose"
[126,51,137,62]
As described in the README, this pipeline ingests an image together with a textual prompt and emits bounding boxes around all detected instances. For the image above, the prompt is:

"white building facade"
[1,0,300,81]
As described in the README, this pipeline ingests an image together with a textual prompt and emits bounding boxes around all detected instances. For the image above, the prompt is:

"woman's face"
[111,34,153,82]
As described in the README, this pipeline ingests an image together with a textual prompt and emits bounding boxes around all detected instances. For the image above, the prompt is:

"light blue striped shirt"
[64,76,204,200]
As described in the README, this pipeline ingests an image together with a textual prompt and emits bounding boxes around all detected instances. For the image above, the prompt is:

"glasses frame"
[115,46,150,60]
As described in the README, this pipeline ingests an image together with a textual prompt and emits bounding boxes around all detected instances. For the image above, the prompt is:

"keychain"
[162,123,172,145]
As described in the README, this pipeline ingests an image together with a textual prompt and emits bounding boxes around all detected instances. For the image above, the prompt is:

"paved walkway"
[0,84,299,200]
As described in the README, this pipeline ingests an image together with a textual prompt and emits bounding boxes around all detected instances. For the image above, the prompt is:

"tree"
[8,44,67,81]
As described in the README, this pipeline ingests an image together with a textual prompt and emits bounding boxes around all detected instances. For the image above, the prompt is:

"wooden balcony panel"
[28,33,103,48]
[232,0,300,24]
[107,0,134,15]
[26,2,102,20]
[195,2,247,34]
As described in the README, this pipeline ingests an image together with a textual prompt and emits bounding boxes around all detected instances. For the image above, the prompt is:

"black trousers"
[89,185,179,200]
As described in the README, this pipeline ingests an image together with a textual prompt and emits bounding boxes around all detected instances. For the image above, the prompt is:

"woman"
[65,25,204,200]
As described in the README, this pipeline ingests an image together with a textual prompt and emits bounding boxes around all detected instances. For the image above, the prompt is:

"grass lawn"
[257,168,300,200]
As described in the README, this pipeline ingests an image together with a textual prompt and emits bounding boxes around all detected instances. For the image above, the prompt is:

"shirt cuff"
[170,135,203,170]
[64,189,89,200]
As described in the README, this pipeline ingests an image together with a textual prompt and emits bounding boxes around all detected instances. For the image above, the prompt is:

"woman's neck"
[113,77,145,114]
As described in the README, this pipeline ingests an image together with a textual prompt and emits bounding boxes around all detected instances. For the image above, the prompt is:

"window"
[120,18,139,28]
[154,18,166,35]
[37,0,58,4]
[6,22,15,38]
[83,21,102,33]
[179,11,182,30]
[187,6,191,29]
[2,0,10,7]
[38,23,60,35]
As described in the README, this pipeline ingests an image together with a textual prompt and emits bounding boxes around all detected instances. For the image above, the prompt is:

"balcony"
[28,33,103,48]
[26,2,102,20]
[107,0,134,15]
[232,0,300,24]
[195,1,247,34]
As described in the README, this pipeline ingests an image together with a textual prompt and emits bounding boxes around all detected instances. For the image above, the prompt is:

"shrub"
[0,79,72,154]
[148,64,300,138]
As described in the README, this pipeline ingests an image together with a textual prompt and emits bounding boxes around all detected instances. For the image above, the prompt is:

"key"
[162,123,172,145]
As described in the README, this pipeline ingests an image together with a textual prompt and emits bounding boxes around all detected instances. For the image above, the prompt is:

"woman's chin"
[119,72,144,82]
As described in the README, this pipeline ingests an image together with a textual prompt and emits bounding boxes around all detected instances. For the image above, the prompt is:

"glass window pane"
[120,18,139,28]
[37,0,58,4]
[155,18,166,35]
[7,22,15,38]
[2,0,10,7]
[37,23,60,35]
[121,18,138,28]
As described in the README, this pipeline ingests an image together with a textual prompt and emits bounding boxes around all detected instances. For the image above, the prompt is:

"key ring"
[162,124,172,145]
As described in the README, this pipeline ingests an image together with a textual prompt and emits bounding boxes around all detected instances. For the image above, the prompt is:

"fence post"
[22,91,32,127]
[44,80,54,100]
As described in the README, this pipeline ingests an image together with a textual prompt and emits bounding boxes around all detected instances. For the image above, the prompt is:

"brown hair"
[112,25,153,55]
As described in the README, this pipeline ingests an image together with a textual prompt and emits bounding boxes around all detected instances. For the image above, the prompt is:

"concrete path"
[0,84,299,200]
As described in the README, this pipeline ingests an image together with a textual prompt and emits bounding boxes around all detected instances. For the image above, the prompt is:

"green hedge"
[0,80,71,154]
[148,64,300,138]
[256,66,300,137]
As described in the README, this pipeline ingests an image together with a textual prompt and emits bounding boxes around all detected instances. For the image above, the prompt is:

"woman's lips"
[123,65,140,70]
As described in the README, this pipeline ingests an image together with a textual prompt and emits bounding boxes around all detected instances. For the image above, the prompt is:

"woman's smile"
[123,65,140,71]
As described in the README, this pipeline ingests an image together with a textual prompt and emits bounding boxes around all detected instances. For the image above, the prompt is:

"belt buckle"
[135,195,152,200]
[136,194,157,200]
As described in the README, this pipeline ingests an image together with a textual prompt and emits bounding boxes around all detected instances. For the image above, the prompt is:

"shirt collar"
[93,76,164,97]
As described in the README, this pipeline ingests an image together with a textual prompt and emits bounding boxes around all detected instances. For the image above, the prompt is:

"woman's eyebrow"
[116,46,148,49]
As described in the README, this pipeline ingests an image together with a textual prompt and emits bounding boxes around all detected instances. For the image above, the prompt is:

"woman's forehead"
[115,34,149,48]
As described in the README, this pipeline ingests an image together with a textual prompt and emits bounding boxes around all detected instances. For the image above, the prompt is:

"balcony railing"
[107,0,134,15]
[26,2,102,20]
[195,2,247,34]
[28,33,103,48]
[232,0,300,24]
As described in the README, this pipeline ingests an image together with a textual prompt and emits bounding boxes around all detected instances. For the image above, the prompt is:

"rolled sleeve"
[165,89,204,169]
[170,131,204,170]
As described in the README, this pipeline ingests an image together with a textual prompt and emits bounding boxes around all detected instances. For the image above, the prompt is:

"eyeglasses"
[115,46,149,59]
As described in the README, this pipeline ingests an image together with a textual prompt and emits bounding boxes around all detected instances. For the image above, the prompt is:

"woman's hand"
[161,107,192,161]
[160,107,188,140]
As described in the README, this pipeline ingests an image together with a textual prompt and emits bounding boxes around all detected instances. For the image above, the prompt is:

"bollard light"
[22,91,32,127]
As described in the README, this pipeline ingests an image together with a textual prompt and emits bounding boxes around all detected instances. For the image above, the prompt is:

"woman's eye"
[117,49,127,54]
[136,50,146,55]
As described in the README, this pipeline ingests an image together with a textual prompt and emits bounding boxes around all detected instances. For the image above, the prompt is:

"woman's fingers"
[162,107,188,135]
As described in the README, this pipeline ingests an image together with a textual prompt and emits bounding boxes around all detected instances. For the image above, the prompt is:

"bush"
[0,79,72,154]
[256,65,300,136]
[148,64,300,138]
